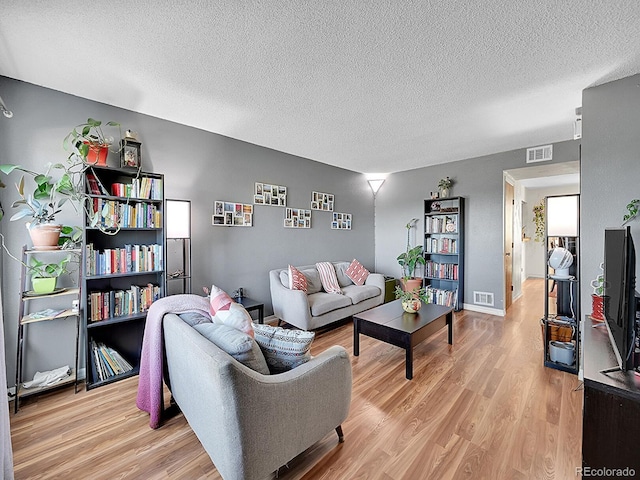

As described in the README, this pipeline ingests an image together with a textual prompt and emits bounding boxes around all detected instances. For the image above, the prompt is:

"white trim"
[463,303,505,317]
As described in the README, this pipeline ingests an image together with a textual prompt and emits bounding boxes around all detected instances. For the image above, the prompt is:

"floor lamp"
[166,199,192,294]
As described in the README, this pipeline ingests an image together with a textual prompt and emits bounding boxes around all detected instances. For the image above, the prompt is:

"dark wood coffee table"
[353,300,453,380]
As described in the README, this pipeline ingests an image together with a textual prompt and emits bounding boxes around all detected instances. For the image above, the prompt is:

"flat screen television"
[602,226,637,373]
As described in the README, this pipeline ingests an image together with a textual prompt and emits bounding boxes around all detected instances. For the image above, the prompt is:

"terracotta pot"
[28,223,62,250]
[85,143,109,166]
[401,278,422,293]
[591,294,604,322]
[402,298,422,313]
[31,277,57,294]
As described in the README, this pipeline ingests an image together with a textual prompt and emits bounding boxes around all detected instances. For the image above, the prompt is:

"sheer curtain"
[0,269,15,478]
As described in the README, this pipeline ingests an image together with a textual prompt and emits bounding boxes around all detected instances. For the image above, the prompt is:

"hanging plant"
[533,201,545,243]
[622,199,640,226]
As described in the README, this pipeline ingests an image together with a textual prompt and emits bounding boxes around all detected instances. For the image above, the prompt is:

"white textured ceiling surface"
[2,1,640,173]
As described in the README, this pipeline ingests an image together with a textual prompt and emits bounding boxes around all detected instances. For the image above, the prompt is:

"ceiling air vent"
[526,145,553,163]
[474,291,494,306]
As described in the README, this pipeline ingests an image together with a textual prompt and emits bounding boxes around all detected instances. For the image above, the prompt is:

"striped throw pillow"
[316,262,342,294]
[288,265,308,292]
[345,259,370,286]
[253,323,315,373]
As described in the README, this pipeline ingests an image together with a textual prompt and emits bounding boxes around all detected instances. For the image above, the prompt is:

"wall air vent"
[526,145,553,163]
[474,291,494,306]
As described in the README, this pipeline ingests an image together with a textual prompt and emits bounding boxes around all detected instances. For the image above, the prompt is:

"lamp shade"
[368,179,385,195]
[166,199,191,238]
[547,195,578,237]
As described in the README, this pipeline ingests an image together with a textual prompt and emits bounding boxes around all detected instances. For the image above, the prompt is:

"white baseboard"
[462,303,505,317]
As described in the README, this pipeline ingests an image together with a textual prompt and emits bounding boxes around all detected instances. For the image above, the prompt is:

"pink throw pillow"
[209,284,233,316]
[345,259,370,286]
[288,265,308,292]
[316,262,342,294]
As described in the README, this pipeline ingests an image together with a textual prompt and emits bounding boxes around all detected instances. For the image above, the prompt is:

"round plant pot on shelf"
[28,223,62,250]
[85,143,109,166]
[401,278,423,293]
[31,277,57,294]
[402,298,422,313]
[591,294,604,322]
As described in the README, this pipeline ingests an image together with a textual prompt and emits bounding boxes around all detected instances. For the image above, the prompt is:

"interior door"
[504,181,514,311]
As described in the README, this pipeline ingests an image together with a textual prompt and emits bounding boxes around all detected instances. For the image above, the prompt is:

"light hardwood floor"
[10,279,582,479]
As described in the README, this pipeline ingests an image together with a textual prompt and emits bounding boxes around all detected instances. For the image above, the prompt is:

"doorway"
[503,161,580,312]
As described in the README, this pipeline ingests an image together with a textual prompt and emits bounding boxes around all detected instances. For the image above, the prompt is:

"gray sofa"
[163,312,352,480]
[269,261,385,330]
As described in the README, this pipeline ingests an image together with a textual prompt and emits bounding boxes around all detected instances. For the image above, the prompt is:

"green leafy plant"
[397,245,426,280]
[590,262,605,296]
[63,118,122,162]
[394,284,428,303]
[622,199,639,226]
[438,177,453,190]
[28,255,72,279]
[533,201,545,243]
[0,163,77,226]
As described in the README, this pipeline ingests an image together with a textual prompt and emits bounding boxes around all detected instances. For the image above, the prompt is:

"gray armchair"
[163,313,352,480]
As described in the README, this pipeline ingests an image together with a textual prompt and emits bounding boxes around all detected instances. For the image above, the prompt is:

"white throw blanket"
[23,365,71,388]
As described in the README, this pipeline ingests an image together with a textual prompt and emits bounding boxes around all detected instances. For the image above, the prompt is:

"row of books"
[90,197,162,228]
[425,216,458,233]
[425,261,459,280]
[90,340,134,382]
[88,283,161,322]
[424,287,458,307]
[110,176,162,200]
[425,237,458,254]
[85,243,163,276]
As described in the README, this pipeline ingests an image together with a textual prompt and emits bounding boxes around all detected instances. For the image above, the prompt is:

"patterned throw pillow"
[253,323,315,373]
[209,284,233,316]
[288,264,308,292]
[316,262,342,294]
[345,259,370,286]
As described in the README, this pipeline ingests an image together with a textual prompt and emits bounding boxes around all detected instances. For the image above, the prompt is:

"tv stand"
[582,316,640,472]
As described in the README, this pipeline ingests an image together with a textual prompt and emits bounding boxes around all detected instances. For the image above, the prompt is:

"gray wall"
[374,140,581,313]
[581,74,640,328]
[0,77,375,381]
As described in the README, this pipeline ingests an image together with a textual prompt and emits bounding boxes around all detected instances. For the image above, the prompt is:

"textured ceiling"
[2,1,640,174]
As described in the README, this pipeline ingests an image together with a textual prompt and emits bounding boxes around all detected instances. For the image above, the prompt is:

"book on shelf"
[88,283,161,322]
[90,339,134,382]
[85,243,163,276]
[425,287,458,307]
[109,176,163,200]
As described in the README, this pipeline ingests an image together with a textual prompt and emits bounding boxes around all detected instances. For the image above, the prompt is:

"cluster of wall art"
[311,191,334,211]
[254,182,287,206]
[331,212,352,230]
[211,181,352,229]
[212,201,253,226]
[284,208,311,229]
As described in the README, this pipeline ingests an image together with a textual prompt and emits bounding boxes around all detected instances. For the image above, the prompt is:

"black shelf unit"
[82,165,165,390]
[423,196,464,311]
[542,194,580,374]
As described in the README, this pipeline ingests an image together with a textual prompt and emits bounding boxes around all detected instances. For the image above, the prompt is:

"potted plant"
[438,177,453,198]
[0,163,79,249]
[622,198,639,225]
[398,218,426,291]
[395,285,428,313]
[28,254,72,293]
[590,262,605,322]
[64,118,122,166]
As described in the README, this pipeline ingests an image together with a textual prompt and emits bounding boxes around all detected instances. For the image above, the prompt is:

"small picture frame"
[121,139,141,168]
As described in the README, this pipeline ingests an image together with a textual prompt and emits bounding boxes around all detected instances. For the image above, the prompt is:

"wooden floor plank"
[10,279,582,479]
